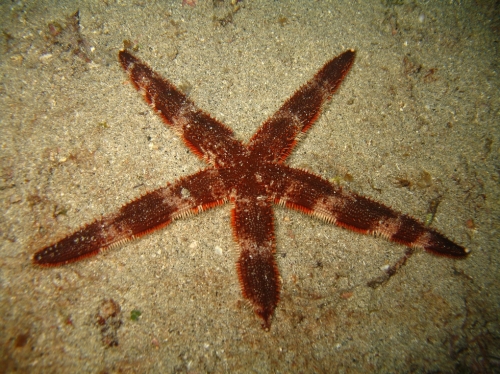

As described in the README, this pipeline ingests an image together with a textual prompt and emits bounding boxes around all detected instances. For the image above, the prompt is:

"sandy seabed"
[1,1,498,372]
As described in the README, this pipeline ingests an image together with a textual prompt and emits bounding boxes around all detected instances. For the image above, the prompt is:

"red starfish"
[34,49,469,329]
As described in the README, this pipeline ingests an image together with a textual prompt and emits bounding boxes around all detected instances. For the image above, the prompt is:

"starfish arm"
[267,165,469,257]
[119,50,247,167]
[33,169,229,266]
[248,50,356,163]
[232,196,280,330]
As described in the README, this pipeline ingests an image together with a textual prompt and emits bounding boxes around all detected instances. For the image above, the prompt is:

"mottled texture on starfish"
[33,49,468,329]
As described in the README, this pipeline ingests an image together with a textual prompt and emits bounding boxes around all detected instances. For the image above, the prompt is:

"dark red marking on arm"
[232,196,280,330]
[248,50,356,163]
[119,50,247,167]
[266,164,468,257]
[34,169,228,266]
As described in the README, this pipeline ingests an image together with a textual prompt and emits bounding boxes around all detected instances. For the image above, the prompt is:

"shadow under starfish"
[33,48,469,329]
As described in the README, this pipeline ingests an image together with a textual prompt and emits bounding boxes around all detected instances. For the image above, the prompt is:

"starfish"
[34,48,469,329]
